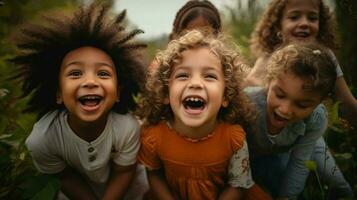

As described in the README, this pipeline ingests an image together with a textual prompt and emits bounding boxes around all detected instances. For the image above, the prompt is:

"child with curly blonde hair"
[137,30,270,200]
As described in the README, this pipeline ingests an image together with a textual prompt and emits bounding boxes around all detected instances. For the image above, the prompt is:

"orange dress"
[138,122,245,200]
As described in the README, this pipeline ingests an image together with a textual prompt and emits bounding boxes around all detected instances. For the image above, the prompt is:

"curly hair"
[169,0,221,40]
[250,0,338,58]
[138,30,255,129]
[266,42,337,98]
[11,3,146,116]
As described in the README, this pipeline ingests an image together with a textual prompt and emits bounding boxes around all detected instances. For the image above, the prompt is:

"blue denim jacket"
[245,87,328,198]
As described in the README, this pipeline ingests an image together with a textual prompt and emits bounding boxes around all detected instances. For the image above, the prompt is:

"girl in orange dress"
[137,30,271,200]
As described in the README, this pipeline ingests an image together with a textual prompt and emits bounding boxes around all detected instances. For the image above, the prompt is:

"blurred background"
[0,0,356,199]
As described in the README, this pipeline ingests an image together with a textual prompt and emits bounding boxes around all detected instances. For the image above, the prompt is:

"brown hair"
[169,0,221,40]
[250,0,338,58]
[266,42,337,98]
[138,30,255,129]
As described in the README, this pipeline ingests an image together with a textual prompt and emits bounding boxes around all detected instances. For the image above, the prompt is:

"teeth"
[186,97,203,102]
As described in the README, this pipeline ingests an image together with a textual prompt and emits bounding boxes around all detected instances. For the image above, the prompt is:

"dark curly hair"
[11,3,146,116]
[169,0,221,40]
[138,30,255,129]
[250,0,338,58]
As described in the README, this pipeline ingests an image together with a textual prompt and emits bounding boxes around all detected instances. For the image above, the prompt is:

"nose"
[188,75,203,89]
[298,17,309,28]
[278,100,293,117]
[81,74,99,88]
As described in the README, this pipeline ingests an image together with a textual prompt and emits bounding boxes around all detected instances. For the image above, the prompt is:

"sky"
[114,0,236,40]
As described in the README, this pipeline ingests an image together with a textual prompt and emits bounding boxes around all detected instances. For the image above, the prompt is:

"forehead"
[174,47,221,70]
[285,0,320,13]
[185,16,212,30]
[62,46,113,64]
[273,70,322,100]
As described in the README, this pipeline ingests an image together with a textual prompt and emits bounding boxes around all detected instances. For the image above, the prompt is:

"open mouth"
[183,97,206,111]
[78,95,103,107]
[294,32,310,38]
[273,111,290,123]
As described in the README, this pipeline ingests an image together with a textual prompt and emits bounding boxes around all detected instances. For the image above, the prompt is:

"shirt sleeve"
[279,105,328,199]
[229,125,245,151]
[228,140,255,188]
[113,116,141,166]
[25,112,66,174]
[328,49,343,77]
[137,126,162,170]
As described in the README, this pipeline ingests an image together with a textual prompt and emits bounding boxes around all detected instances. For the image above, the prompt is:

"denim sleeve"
[279,105,328,199]
[328,49,343,77]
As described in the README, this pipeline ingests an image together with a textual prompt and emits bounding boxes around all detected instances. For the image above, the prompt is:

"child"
[229,43,353,199]
[247,0,357,123]
[12,3,148,200]
[169,0,221,40]
[137,30,269,200]
[149,0,222,71]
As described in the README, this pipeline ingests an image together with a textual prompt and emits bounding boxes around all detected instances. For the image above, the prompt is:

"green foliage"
[223,0,263,64]
[0,0,356,199]
[0,0,79,198]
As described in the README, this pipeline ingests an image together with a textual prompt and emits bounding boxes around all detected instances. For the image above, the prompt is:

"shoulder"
[25,110,67,162]
[222,124,245,151]
[109,112,140,134]
[304,104,328,130]
[244,87,266,107]
[26,110,61,148]
[141,122,167,138]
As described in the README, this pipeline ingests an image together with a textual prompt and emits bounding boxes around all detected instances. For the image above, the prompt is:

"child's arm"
[102,163,136,200]
[245,56,269,87]
[57,167,98,200]
[218,186,244,200]
[278,105,328,199]
[147,168,177,200]
[335,76,357,125]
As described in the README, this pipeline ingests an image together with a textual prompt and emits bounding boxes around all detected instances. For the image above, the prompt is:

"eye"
[274,90,285,99]
[204,73,218,80]
[67,70,82,77]
[288,15,299,20]
[98,70,111,78]
[175,73,189,80]
[296,103,313,109]
[308,15,319,22]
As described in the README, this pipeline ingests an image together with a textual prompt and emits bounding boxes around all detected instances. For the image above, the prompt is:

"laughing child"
[12,3,148,200]
[137,30,270,200]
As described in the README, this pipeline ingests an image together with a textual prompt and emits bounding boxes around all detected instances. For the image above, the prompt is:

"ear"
[56,91,63,104]
[222,99,229,108]
[163,97,170,105]
[116,90,120,102]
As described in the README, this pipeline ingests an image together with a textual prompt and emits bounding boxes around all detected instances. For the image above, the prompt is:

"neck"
[67,114,108,142]
[171,118,218,139]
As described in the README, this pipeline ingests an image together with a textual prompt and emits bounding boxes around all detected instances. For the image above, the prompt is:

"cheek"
[294,109,314,120]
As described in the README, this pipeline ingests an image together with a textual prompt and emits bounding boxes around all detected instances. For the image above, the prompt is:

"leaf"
[21,174,60,200]
[334,153,353,160]
[30,178,60,200]
[304,160,317,171]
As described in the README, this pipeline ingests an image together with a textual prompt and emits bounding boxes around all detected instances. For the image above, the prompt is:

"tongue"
[83,100,98,107]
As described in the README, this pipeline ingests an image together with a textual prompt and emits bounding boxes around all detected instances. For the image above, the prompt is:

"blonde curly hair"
[250,0,338,58]
[138,30,255,128]
[266,42,337,98]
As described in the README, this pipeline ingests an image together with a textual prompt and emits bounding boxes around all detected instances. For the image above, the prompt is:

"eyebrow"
[65,61,114,68]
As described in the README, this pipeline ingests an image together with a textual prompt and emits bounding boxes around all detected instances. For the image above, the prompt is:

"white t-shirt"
[26,110,147,199]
